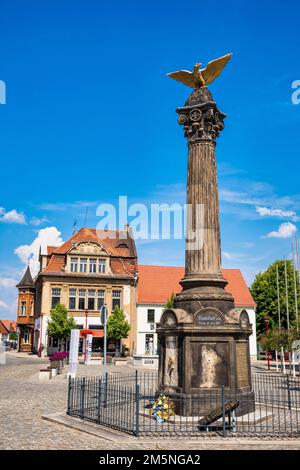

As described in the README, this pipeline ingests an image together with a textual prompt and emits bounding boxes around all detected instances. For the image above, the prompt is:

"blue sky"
[1,0,300,319]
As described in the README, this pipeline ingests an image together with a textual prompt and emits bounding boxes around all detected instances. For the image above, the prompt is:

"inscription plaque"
[236,342,249,388]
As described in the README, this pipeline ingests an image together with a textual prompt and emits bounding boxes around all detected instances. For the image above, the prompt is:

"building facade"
[32,227,138,356]
[16,266,35,352]
[136,265,257,359]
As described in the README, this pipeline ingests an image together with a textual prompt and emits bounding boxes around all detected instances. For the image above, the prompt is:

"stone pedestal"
[157,87,254,415]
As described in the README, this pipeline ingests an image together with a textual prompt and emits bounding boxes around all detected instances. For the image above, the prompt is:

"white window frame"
[80,258,87,273]
[98,259,106,273]
[69,288,77,310]
[89,258,97,273]
[70,257,78,273]
[51,288,61,308]
[78,289,86,310]
[20,300,27,316]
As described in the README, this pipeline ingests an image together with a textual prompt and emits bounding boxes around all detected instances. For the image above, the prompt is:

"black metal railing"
[67,371,300,437]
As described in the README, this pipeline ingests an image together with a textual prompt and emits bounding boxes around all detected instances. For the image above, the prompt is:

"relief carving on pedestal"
[164,336,178,387]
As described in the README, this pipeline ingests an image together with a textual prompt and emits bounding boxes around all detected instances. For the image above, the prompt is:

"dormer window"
[89,258,97,273]
[71,257,78,272]
[80,258,87,273]
[98,259,106,273]
[117,243,128,249]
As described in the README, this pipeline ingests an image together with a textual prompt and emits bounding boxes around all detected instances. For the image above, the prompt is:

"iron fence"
[67,371,300,437]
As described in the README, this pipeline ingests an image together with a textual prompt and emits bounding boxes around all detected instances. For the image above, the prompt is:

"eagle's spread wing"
[201,53,232,86]
[167,70,195,88]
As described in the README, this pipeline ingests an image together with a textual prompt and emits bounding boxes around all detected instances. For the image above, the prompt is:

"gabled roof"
[52,228,137,258]
[137,265,255,308]
[0,320,17,333]
[16,265,34,289]
[41,227,138,277]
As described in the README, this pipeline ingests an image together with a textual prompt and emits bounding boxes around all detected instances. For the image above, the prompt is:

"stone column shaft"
[185,140,221,276]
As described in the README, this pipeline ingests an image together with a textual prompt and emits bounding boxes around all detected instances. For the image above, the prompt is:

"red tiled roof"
[53,228,136,258]
[41,228,137,277]
[44,254,65,273]
[137,265,255,308]
[0,320,17,333]
[47,246,58,256]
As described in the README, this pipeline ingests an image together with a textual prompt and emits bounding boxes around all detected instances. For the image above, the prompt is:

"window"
[97,290,105,310]
[112,290,121,310]
[30,300,34,316]
[88,289,95,310]
[89,258,97,273]
[78,289,86,310]
[98,259,106,273]
[51,288,61,308]
[69,288,77,310]
[20,300,27,316]
[80,258,87,273]
[89,324,102,330]
[70,257,78,272]
[147,309,155,323]
[24,329,30,344]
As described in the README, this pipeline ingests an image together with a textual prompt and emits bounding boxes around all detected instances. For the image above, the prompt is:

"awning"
[80,329,104,338]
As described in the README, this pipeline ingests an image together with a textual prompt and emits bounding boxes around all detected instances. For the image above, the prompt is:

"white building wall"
[136,304,164,355]
[137,304,257,358]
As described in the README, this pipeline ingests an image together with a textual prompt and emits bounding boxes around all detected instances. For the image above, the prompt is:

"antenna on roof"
[72,221,77,235]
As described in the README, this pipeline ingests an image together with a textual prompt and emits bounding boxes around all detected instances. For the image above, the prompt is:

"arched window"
[23,329,30,344]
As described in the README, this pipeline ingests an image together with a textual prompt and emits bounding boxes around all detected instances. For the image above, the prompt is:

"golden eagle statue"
[168,53,232,89]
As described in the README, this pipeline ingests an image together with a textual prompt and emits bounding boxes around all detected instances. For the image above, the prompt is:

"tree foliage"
[9,327,18,341]
[47,303,78,339]
[250,259,300,337]
[259,328,300,353]
[106,307,130,341]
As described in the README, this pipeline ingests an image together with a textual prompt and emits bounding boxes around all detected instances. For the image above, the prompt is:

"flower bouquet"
[150,394,175,423]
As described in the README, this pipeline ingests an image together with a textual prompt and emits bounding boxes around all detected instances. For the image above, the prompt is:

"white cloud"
[264,222,297,239]
[30,216,49,226]
[14,226,63,275]
[256,206,299,221]
[0,278,17,288]
[0,299,8,309]
[0,208,26,224]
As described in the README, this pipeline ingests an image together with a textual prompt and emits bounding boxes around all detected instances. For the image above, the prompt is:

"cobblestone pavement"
[1,353,300,450]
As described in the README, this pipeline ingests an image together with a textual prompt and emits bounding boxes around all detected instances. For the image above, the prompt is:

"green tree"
[250,259,300,337]
[47,303,78,350]
[106,307,130,357]
[9,325,18,341]
[164,292,176,311]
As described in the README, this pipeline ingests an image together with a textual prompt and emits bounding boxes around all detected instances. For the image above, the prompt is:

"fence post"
[67,375,71,415]
[104,371,108,407]
[287,375,292,410]
[221,385,226,437]
[97,377,102,422]
[135,381,140,437]
[80,377,86,420]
